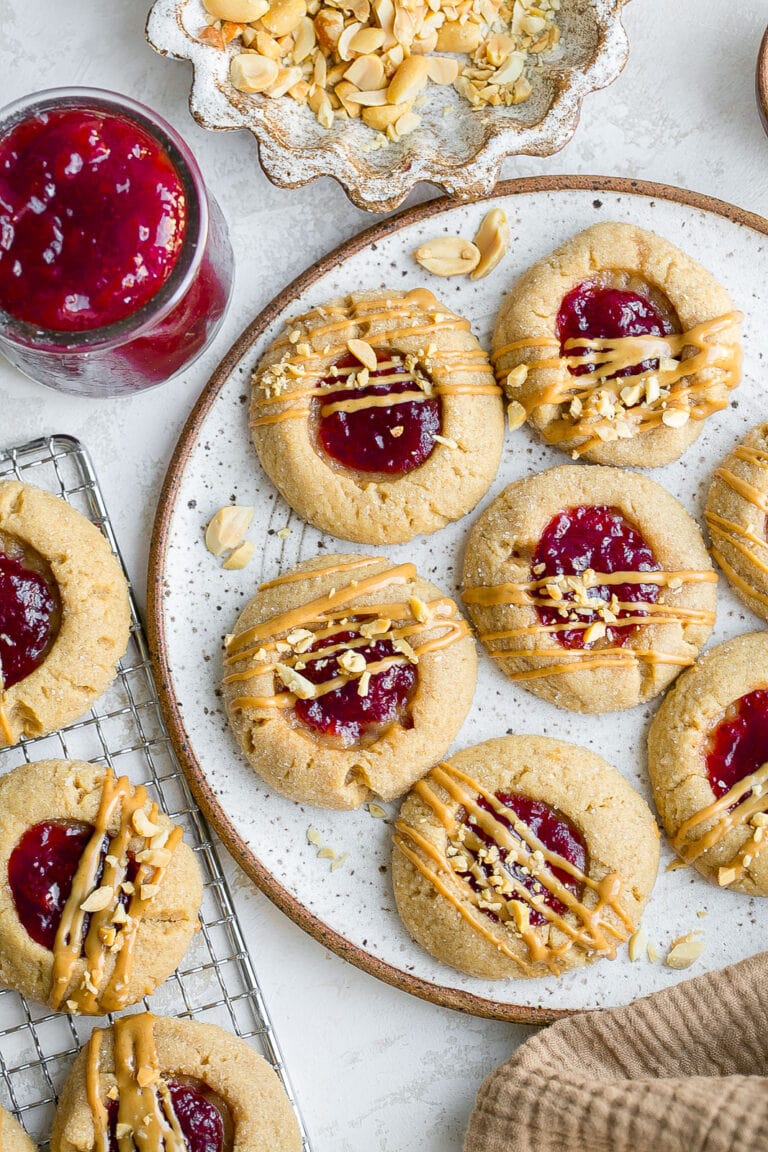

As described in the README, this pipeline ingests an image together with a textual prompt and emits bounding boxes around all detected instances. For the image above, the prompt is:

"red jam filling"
[706,688,768,799]
[556,280,675,378]
[532,505,660,649]
[107,1084,227,1152]
[316,350,441,474]
[8,820,137,950]
[293,629,416,746]
[0,106,187,331]
[0,552,58,688]
[468,793,587,927]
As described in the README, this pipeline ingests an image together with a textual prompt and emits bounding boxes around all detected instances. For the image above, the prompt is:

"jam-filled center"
[556,273,677,379]
[316,349,441,474]
[706,688,768,799]
[532,505,661,649]
[0,535,61,689]
[8,819,137,950]
[0,105,187,332]
[461,792,587,927]
[107,1080,233,1152]
[293,628,417,747]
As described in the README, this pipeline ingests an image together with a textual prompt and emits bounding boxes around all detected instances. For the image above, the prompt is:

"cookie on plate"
[51,1012,301,1152]
[392,736,659,980]
[0,759,203,1014]
[249,288,504,544]
[493,222,742,466]
[0,480,131,747]
[705,423,768,621]
[222,553,477,809]
[1,1106,36,1152]
[648,632,768,896]
[461,465,717,713]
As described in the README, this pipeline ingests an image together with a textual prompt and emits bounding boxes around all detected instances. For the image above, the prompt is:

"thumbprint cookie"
[0,759,203,1014]
[493,222,742,466]
[649,632,768,896]
[249,288,504,544]
[51,1012,301,1152]
[0,1106,36,1152]
[705,423,768,621]
[0,480,130,747]
[461,465,717,713]
[392,736,660,980]
[222,553,477,809]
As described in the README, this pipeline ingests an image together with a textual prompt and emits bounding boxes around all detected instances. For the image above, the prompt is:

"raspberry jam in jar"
[0,88,233,396]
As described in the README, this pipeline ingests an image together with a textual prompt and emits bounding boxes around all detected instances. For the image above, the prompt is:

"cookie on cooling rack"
[392,735,659,980]
[705,423,768,622]
[0,1106,36,1152]
[249,288,504,544]
[51,1012,301,1152]
[222,553,477,809]
[648,632,768,897]
[461,465,717,713]
[0,480,130,747]
[493,222,742,466]
[0,759,202,1014]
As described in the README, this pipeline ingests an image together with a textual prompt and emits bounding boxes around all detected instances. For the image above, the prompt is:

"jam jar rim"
[0,86,209,352]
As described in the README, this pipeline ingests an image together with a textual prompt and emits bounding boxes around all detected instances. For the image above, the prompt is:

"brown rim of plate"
[757,26,768,136]
[148,175,768,1025]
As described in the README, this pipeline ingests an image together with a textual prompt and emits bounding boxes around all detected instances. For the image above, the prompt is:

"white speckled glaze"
[145,0,631,212]
[155,182,768,1018]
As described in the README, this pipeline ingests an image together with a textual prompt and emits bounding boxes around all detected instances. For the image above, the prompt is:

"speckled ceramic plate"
[149,176,768,1023]
[145,0,631,212]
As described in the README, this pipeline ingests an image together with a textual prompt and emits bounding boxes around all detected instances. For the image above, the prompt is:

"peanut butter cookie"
[0,759,202,1014]
[493,222,742,466]
[223,553,477,809]
[0,480,130,747]
[705,423,768,621]
[1,1106,36,1152]
[51,1012,301,1152]
[461,465,717,713]
[648,632,768,897]
[393,735,660,980]
[250,288,504,544]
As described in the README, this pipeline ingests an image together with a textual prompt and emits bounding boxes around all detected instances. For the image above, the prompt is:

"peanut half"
[205,505,255,556]
[413,236,481,277]
[471,208,510,280]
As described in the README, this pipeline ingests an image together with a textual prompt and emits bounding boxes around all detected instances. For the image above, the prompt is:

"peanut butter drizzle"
[251,294,499,432]
[258,556,376,590]
[394,761,632,974]
[494,313,742,455]
[224,562,468,712]
[49,770,182,1013]
[87,1014,187,1152]
[465,567,715,680]
[706,453,768,607]
[671,762,768,885]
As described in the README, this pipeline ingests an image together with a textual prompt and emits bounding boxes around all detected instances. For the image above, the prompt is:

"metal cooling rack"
[0,434,311,1151]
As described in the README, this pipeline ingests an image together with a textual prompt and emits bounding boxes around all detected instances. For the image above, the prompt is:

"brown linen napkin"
[465,952,768,1152]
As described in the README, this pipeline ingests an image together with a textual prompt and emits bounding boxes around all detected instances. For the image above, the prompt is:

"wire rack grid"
[0,434,311,1151]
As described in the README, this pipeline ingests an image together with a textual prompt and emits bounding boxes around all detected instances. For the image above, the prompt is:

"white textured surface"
[1,1,767,1148]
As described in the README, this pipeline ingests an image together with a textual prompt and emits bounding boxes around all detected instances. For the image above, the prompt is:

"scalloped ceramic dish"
[146,0,631,212]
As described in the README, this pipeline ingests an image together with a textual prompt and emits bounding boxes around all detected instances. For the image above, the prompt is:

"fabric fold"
[465,952,768,1152]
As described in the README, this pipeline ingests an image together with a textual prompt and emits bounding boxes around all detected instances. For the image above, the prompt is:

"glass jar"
[0,88,234,397]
